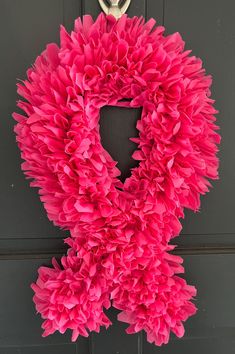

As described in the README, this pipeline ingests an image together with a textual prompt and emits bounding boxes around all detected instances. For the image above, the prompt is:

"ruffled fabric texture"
[13,14,220,346]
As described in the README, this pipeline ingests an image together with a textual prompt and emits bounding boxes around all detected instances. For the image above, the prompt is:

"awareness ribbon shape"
[13,14,220,346]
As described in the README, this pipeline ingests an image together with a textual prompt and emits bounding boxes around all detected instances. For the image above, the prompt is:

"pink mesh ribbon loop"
[13,13,220,346]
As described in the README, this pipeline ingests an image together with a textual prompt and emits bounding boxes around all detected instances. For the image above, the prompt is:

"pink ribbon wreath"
[13,14,220,346]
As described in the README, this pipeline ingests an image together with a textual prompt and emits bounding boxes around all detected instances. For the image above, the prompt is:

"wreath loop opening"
[99,105,140,183]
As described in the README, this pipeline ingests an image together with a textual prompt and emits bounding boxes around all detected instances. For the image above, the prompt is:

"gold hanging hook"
[98,0,131,19]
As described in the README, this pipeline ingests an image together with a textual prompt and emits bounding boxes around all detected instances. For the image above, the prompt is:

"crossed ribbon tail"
[31,234,197,345]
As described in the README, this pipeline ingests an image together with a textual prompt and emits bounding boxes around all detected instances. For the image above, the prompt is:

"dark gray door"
[1,1,235,353]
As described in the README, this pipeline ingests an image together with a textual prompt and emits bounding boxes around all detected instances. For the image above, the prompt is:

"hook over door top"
[98,0,131,19]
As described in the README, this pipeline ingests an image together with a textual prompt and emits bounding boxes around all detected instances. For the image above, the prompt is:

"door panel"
[1,254,233,352]
[0,1,234,353]
[164,0,235,237]
[0,0,76,239]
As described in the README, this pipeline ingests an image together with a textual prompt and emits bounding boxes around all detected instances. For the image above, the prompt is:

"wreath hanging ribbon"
[13,13,220,346]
